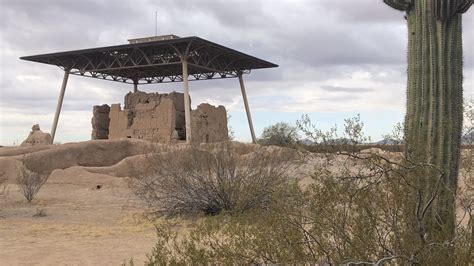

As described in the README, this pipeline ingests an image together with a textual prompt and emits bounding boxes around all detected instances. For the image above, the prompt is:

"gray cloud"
[0,0,472,145]
[320,85,373,93]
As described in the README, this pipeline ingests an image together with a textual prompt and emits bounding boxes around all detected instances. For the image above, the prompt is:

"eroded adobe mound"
[0,139,161,180]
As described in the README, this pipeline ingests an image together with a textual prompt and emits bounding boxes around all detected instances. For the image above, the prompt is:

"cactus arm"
[383,0,413,11]
[457,0,473,13]
[432,0,473,21]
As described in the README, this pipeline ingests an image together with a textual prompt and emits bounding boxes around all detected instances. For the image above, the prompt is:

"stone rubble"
[21,124,52,146]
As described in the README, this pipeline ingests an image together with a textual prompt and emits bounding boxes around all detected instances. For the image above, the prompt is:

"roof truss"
[20,37,277,84]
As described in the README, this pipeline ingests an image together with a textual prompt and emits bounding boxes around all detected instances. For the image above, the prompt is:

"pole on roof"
[133,80,138,93]
[238,72,257,144]
[155,11,158,36]
[51,68,70,144]
[182,59,192,144]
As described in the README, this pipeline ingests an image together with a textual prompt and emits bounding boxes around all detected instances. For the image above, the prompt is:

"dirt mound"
[83,154,149,177]
[82,142,269,178]
[0,157,23,182]
[0,139,269,180]
[0,139,414,184]
[10,139,161,175]
[0,145,51,157]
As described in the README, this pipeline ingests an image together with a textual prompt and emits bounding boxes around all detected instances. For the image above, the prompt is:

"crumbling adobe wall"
[21,124,52,146]
[107,91,186,143]
[91,105,110,140]
[191,104,228,143]
[93,90,228,144]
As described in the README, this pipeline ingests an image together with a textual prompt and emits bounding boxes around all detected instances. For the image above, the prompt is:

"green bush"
[258,122,300,148]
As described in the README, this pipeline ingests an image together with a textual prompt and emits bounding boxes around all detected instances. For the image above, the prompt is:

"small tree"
[258,122,300,148]
[227,114,235,141]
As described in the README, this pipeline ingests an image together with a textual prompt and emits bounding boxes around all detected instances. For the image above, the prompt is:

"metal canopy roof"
[20,36,278,84]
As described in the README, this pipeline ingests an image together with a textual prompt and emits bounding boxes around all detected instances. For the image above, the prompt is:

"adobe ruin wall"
[91,91,228,144]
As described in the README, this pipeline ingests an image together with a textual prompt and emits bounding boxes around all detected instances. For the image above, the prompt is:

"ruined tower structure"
[91,91,228,144]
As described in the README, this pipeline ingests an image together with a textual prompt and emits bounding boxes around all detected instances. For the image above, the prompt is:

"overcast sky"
[0,0,473,145]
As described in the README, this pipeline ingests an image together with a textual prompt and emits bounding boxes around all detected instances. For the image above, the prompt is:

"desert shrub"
[0,173,7,210]
[129,143,301,217]
[463,99,474,145]
[380,121,405,152]
[143,151,472,265]
[16,164,48,203]
[32,208,47,217]
[16,155,49,203]
[0,171,7,198]
[146,210,304,264]
[142,117,472,265]
[227,114,235,141]
[258,122,300,148]
[297,114,371,153]
[302,143,406,153]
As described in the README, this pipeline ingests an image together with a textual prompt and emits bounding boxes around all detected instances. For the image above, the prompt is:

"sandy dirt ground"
[0,140,308,266]
[0,168,156,265]
[0,140,470,265]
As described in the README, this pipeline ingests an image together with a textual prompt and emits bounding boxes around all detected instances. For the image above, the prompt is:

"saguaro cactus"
[384,0,472,244]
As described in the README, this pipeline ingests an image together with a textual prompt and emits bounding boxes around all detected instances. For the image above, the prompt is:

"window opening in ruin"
[127,111,135,128]
[200,113,209,126]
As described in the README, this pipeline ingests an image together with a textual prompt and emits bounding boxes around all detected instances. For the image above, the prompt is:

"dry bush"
[16,157,48,203]
[32,208,47,217]
[0,171,7,198]
[141,116,472,265]
[143,151,472,265]
[129,143,301,217]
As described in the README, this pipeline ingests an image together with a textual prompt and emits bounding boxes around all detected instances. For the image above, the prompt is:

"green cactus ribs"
[384,0,472,17]
[383,0,472,256]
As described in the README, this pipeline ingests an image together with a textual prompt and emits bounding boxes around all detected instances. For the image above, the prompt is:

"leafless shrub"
[16,159,48,203]
[33,208,47,217]
[129,143,301,217]
[0,171,8,198]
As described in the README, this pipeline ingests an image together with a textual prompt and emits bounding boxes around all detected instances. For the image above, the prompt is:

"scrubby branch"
[16,165,48,203]
[129,143,301,217]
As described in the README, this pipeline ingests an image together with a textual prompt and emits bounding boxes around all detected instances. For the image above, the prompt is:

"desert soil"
[0,140,470,265]
[0,167,156,265]
[0,140,307,265]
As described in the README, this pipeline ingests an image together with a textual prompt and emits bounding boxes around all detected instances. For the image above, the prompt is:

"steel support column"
[182,59,192,143]
[51,69,70,144]
[133,81,138,92]
[238,72,257,144]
